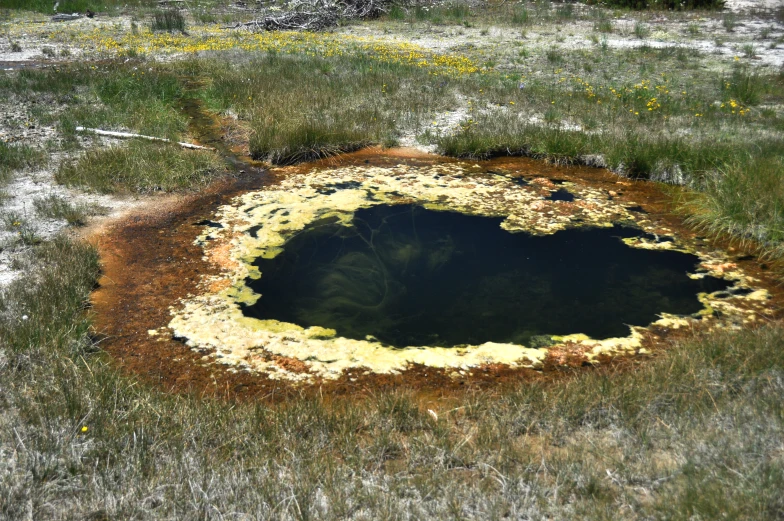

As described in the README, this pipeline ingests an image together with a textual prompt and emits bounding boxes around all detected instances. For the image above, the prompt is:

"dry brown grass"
[0,237,782,519]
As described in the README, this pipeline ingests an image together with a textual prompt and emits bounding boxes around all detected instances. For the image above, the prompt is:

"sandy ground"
[0,171,143,286]
[0,92,148,286]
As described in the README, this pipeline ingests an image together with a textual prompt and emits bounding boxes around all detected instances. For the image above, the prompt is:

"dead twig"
[74,127,214,151]
[51,14,82,22]
[230,0,389,32]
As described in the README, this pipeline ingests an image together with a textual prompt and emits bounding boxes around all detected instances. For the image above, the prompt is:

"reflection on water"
[242,204,729,347]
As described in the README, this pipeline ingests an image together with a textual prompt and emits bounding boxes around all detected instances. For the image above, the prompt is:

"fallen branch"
[51,13,81,21]
[231,0,389,31]
[75,127,214,151]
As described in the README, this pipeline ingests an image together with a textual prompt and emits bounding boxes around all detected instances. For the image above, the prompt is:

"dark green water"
[242,204,729,347]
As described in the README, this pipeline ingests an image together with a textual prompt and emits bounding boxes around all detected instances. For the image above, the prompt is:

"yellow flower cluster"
[42,24,478,77]
[720,98,749,116]
[558,73,739,120]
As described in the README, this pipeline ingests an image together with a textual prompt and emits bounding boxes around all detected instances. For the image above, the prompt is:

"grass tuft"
[192,54,455,164]
[33,195,108,226]
[55,141,227,193]
[682,155,784,259]
[634,21,650,38]
[595,19,613,33]
[511,6,530,24]
[150,9,187,33]
[723,12,737,31]
[722,67,763,105]
[387,4,405,20]
[0,142,44,183]
[1,213,41,246]
[251,120,372,165]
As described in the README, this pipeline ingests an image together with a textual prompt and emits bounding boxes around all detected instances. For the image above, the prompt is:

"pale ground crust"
[165,161,771,383]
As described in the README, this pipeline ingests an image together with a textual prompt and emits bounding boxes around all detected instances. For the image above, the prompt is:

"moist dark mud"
[243,204,730,348]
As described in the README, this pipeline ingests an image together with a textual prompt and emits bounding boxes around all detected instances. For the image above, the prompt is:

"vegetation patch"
[150,9,186,33]
[0,142,44,184]
[683,155,784,260]
[0,64,188,143]
[33,194,107,226]
[18,24,480,76]
[187,54,459,163]
[1,235,782,518]
[0,0,156,13]
[1,213,40,246]
[55,140,227,193]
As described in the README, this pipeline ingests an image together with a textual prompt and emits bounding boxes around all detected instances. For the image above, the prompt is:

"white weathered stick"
[51,13,82,22]
[74,126,214,151]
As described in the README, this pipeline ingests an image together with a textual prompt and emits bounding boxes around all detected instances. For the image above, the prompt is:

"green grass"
[408,42,784,260]
[683,154,784,259]
[186,54,457,164]
[595,18,614,33]
[0,0,155,13]
[0,65,188,143]
[1,213,41,246]
[251,120,373,164]
[33,194,107,226]
[381,0,722,28]
[409,2,475,24]
[0,235,782,519]
[723,12,737,31]
[634,21,650,38]
[722,67,764,106]
[511,5,530,24]
[555,2,574,20]
[387,4,406,20]
[18,45,771,261]
[437,117,784,259]
[56,141,227,193]
[0,142,44,184]
[0,55,453,164]
[150,9,186,33]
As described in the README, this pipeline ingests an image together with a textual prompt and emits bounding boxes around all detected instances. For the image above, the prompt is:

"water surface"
[243,204,729,347]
